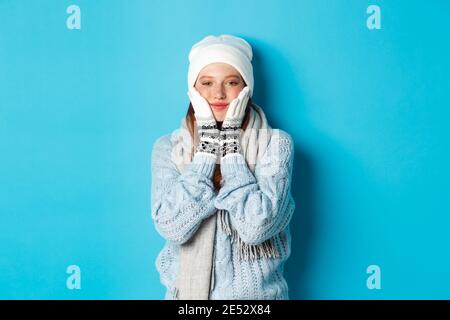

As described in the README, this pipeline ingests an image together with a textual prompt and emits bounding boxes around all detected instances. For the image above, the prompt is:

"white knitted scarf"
[169,103,280,300]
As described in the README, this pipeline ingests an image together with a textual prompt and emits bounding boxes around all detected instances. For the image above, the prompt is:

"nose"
[212,86,226,100]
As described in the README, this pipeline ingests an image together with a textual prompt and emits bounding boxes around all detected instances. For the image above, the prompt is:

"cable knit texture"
[151,128,295,300]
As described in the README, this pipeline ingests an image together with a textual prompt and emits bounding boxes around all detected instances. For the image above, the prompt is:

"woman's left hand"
[220,86,250,158]
[223,86,250,128]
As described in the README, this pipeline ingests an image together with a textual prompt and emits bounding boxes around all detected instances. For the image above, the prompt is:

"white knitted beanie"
[187,34,254,97]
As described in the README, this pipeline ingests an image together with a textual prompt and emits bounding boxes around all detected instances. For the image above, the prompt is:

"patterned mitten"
[187,87,220,157]
[220,87,250,158]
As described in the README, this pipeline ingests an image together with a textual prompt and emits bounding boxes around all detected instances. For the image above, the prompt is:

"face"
[194,63,246,122]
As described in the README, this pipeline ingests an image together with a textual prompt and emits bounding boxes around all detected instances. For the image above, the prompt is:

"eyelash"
[201,81,239,86]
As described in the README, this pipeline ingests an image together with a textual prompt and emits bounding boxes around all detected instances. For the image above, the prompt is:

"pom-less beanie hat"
[187,34,254,97]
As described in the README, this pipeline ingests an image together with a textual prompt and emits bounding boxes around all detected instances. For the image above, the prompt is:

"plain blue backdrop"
[1,0,449,299]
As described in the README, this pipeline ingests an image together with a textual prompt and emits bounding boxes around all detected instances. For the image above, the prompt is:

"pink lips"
[210,103,228,110]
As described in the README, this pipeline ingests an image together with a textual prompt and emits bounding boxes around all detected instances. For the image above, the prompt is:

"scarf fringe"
[218,210,280,262]
[173,286,179,300]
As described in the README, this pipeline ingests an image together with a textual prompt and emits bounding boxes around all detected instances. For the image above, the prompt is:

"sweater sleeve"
[151,134,218,244]
[214,130,295,245]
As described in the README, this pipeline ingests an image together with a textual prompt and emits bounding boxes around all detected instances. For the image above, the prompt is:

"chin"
[213,111,227,122]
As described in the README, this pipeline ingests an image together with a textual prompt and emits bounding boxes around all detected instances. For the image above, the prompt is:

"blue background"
[1,0,449,299]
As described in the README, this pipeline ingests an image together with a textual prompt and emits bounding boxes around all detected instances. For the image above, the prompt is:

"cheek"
[195,86,208,97]
[228,86,245,99]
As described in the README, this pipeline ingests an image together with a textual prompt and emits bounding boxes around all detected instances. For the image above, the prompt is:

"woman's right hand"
[187,87,215,121]
[187,87,220,158]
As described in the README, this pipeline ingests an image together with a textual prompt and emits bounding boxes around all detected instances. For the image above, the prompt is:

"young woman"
[151,34,295,300]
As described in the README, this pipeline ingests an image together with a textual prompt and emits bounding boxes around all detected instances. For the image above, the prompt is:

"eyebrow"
[198,75,241,80]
